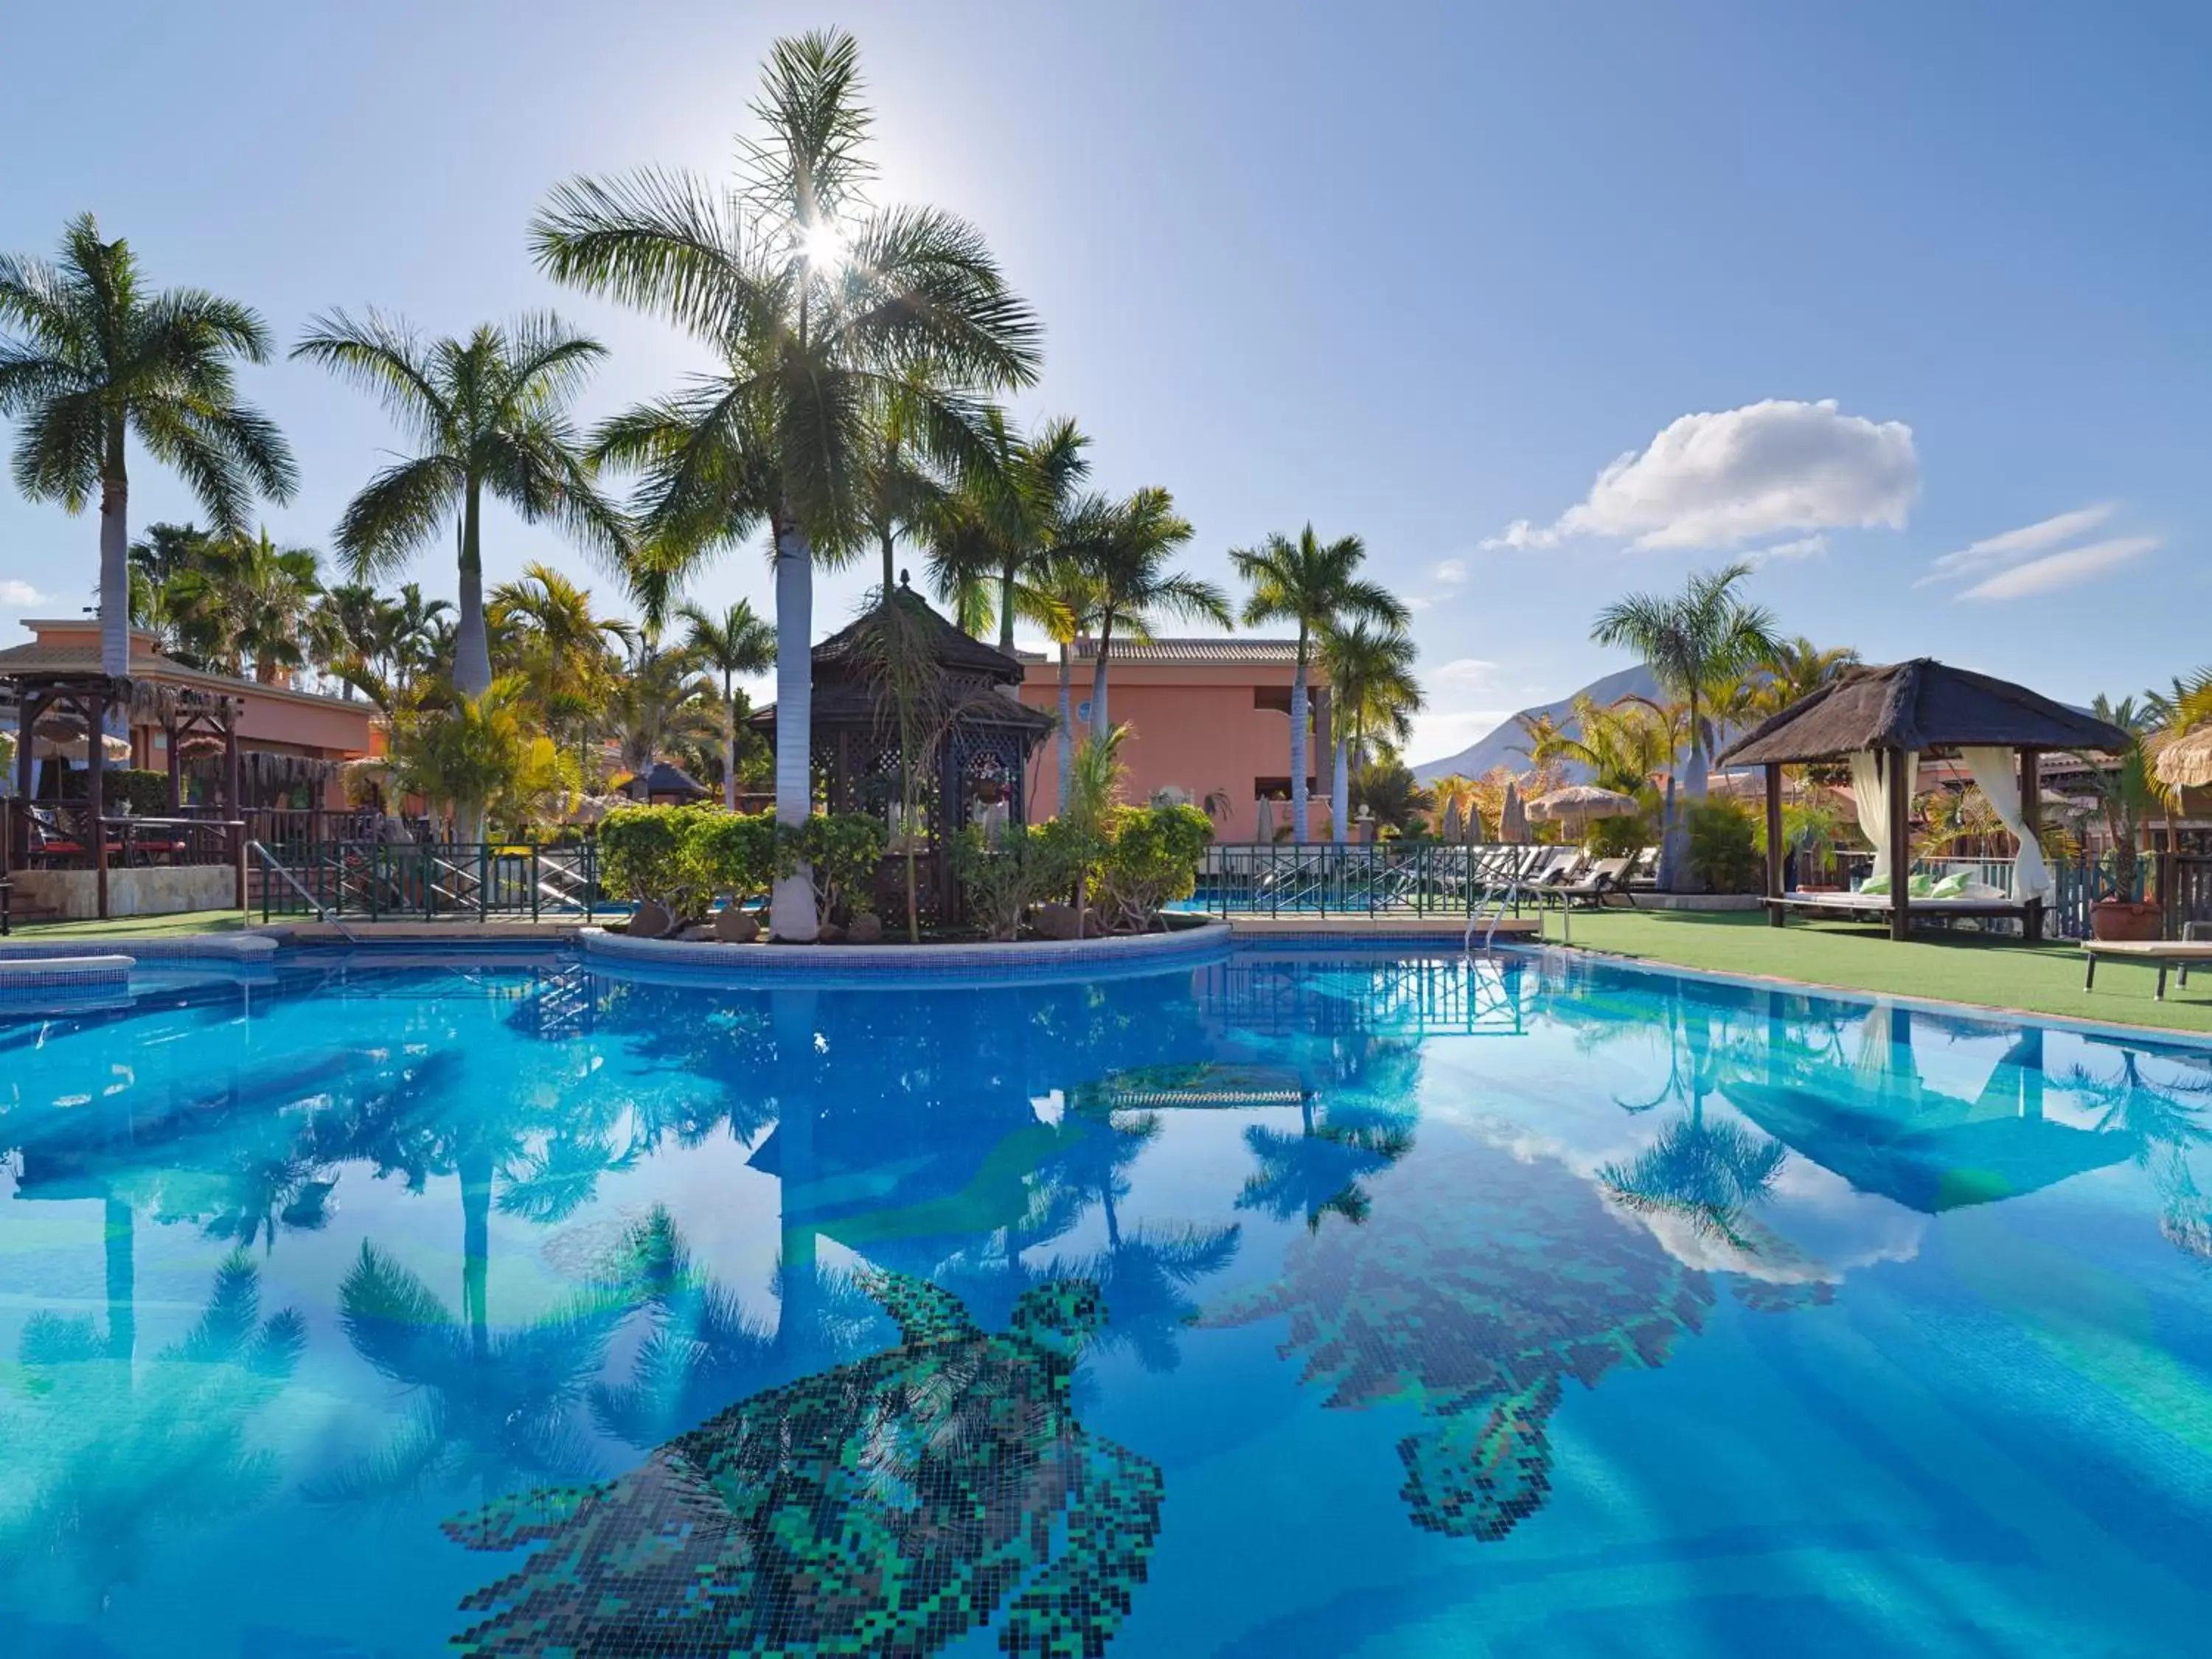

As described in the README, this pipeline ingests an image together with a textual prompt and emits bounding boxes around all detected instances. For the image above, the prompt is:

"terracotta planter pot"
[2090,899,2163,942]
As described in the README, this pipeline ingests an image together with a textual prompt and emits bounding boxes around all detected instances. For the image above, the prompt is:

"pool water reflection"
[0,947,2208,1655]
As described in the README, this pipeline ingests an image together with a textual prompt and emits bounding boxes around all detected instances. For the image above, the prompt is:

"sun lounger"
[2082,922,2212,1001]
[1551,856,1632,908]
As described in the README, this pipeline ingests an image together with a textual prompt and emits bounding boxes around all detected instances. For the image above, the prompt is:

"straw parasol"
[1528,783,1638,830]
[32,727,131,763]
[1255,793,1277,842]
[2155,727,2212,791]
[1439,797,1464,842]
[1498,780,1528,844]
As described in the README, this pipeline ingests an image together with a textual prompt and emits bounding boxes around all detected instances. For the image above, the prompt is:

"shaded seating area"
[1717,658,2132,942]
[751,582,1054,925]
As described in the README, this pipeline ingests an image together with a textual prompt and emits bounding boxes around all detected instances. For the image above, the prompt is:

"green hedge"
[953,801,1214,939]
[597,804,885,922]
[1094,802,1213,931]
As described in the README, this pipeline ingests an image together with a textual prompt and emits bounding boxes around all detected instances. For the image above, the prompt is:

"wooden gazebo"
[752,582,1055,922]
[1716,658,2132,942]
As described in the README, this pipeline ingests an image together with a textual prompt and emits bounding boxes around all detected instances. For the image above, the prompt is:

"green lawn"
[1548,908,2212,1037]
[3,907,251,940]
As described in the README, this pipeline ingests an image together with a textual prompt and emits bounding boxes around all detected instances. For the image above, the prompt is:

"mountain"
[1412,664,1659,782]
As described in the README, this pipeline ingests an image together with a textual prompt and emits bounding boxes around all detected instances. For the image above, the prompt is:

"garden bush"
[598,805,714,917]
[686,810,785,908]
[1586,812,1652,862]
[1093,803,1214,931]
[951,823,1079,941]
[795,811,887,924]
[1685,799,1763,894]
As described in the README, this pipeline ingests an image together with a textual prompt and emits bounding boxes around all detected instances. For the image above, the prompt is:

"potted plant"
[2084,703,2163,942]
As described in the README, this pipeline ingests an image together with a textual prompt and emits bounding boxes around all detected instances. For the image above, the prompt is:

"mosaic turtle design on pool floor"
[1197,1141,1779,1543]
[443,1270,1162,1658]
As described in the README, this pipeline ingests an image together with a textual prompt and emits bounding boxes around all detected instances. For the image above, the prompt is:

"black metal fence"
[1197,842,1528,917]
[254,840,605,922]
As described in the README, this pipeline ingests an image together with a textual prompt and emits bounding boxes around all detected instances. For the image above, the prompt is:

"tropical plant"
[605,633,718,778]
[532,28,1043,942]
[1321,617,1422,843]
[2084,694,2160,900]
[292,310,625,699]
[598,804,712,917]
[1093,802,1213,932]
[678,598,776,810]
[952,821,1077,941]
[389,677,568,841]
[1084,487,1226,738]
[1517,694,1683,798]
[1057,723,1130,936]
[926,412,1091,652]
[1029,551,1105,807]
[490,563,634,776]
[1231,525,1407,842]
[798,811,888,925]
[0,215,299,678]
[163,524,325,682]
[1591,562,1782,889]
[1683,799,1764,894]
[1349,756,1433,832]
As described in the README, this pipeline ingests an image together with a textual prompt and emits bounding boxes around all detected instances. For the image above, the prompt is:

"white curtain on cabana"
[1962,745,2053,901]
[1850,750,1919,883]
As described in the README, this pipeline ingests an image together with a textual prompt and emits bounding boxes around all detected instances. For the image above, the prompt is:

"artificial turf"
[1546,907,2212,1037]
[2,906,251,940]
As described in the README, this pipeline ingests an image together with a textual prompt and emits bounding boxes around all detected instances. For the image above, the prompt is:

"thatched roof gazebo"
[751,582,1054,924]
[1715,658,2132,941]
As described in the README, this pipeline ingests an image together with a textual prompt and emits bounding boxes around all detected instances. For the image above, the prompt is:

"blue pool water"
[2,945,2208,1656]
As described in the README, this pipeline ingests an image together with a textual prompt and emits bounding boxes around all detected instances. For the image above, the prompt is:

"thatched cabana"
[1716,658,2132,941]
[751,582,1054,923]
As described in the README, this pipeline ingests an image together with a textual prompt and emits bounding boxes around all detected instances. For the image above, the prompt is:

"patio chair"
[1551,856,1632,908]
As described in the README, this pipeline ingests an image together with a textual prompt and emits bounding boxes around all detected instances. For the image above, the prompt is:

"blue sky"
[3,1,2205,765]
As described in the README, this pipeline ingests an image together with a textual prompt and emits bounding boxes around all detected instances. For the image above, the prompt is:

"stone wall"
[13,866,238,920]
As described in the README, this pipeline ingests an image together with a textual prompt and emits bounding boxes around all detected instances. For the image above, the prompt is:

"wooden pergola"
[752,583,1055,924]
[1716,658,2132,942]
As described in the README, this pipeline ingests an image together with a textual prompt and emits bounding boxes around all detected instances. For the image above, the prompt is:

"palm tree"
[605,633,718,779]
[1591,561,1782,888]
[532,27,1042,940]
[291,310,625,700]
[1320,619,1422,844]
[679,598,776,809]
[1517,694,1684,797]
[490,561,634,782]
[1231,526,1408,841]
[928,413,1092,653]
[0,214,298,677]
[1085,487,1228,738]
[1031,552,1104,804]
[165,525,324,683]
[316,582,386,700]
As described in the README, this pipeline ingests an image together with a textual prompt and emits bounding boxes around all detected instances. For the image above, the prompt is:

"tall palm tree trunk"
[723,672,740,813]
[1290,640,1310,842]
[1090,617,1113,738]
[1332,736,1349,845]
[1057,644,1074,807]
[998,559,1018,656]
[99,441,131,681]
[770,521,818,941]
[460,1145,493,1365]
[454,484,493,698]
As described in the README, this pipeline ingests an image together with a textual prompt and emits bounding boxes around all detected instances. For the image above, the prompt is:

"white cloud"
[1432,657,1499,689]
[1958,535,2159,601]
[1481,398,1919,553]
[0,580,47,607]
[1747,533,1830,566]
[1918,502,2118,587]
[1403,594,1436,614]
[1430,557,1467,586]
[1408,706,1511,765]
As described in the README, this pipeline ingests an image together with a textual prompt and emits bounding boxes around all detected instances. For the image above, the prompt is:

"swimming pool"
[1,945,2206,1656]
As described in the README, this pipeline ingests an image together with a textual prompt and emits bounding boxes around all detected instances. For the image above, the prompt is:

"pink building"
[1018,639,1331,843]
[1,619,373,807]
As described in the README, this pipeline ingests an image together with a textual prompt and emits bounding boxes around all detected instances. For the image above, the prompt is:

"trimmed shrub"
[952,823,1079,941]
[599,805,712,917]
[1586,812,1652,862]
[796,812,887,924]
[1093,802,1214,932]
[1685,799,1763,894]
[686,810,785,908]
